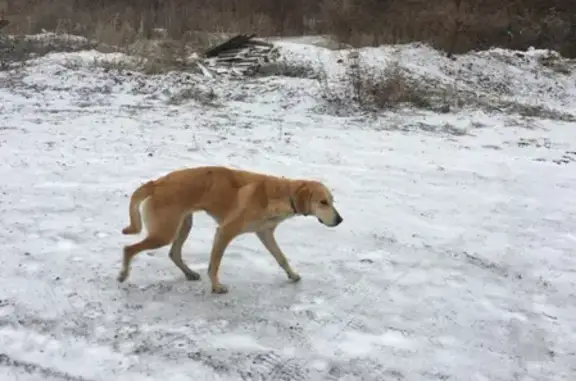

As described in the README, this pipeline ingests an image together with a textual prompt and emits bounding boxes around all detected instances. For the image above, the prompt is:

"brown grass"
[317,51,575,119]
[317,54,446,113]
[347,59,434,110]
[0,0,575,58]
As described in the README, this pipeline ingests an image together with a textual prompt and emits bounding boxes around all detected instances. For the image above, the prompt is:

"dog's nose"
[335,213,343,225]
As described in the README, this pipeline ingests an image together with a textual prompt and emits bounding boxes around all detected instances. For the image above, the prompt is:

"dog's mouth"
[319,217,339,227]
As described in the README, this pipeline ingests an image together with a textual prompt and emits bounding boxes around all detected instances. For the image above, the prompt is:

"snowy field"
[1,35,576,381]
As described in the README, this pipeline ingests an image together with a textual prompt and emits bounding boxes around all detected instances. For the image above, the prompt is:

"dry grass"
[346,59,433,110]
[318,53,447,113]
[0,0,575,59]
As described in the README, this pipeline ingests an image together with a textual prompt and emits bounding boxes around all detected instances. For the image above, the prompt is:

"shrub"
[318,52,442,112]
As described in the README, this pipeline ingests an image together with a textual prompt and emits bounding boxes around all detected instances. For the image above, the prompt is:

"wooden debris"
[205,34,256,58]
[202,33,277,77]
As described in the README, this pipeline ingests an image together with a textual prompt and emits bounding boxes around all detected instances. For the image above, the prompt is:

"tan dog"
[118,165,343,294]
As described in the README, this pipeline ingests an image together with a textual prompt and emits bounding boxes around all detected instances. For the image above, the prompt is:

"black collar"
[288,196,309,216]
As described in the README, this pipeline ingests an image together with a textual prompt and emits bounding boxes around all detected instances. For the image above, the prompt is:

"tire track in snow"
[240,352,308,381]
[0,353,95,381]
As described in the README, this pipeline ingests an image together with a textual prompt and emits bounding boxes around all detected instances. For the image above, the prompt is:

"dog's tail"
[121,180,155,235]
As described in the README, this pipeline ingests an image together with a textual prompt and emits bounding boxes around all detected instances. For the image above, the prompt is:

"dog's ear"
[294,184,311,215]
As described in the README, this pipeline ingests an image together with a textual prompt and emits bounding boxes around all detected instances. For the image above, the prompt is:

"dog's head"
[293,181,343,227]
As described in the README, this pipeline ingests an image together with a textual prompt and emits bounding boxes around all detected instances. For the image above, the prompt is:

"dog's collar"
[288,196,309,216]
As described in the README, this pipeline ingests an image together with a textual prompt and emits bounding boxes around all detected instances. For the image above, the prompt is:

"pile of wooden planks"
[202,34,278,76]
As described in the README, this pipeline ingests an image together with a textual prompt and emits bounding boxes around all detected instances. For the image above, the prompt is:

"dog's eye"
[320,199,329,206]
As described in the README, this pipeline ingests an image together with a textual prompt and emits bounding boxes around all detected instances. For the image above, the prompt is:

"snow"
[1,36,575,381]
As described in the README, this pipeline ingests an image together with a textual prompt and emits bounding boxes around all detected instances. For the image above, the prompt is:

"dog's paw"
[117,271,128,283]
[211,284,229,294]
[121,226,138,235]
[288,272,301,282]
[185,271,201,281]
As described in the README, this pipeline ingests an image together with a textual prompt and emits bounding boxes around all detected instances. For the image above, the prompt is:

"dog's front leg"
[256,228,301,282]
[207,218,244,294]
[207,182,266,294]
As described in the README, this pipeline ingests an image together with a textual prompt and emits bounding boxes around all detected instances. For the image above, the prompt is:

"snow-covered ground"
[1,36,575,381]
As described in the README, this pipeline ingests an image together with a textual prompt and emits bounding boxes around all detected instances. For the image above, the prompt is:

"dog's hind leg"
[256,228,301,282]
[117,204,183,283]
[168,213,200,281]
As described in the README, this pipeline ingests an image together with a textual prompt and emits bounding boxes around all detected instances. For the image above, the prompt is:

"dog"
[118,165,343,294]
